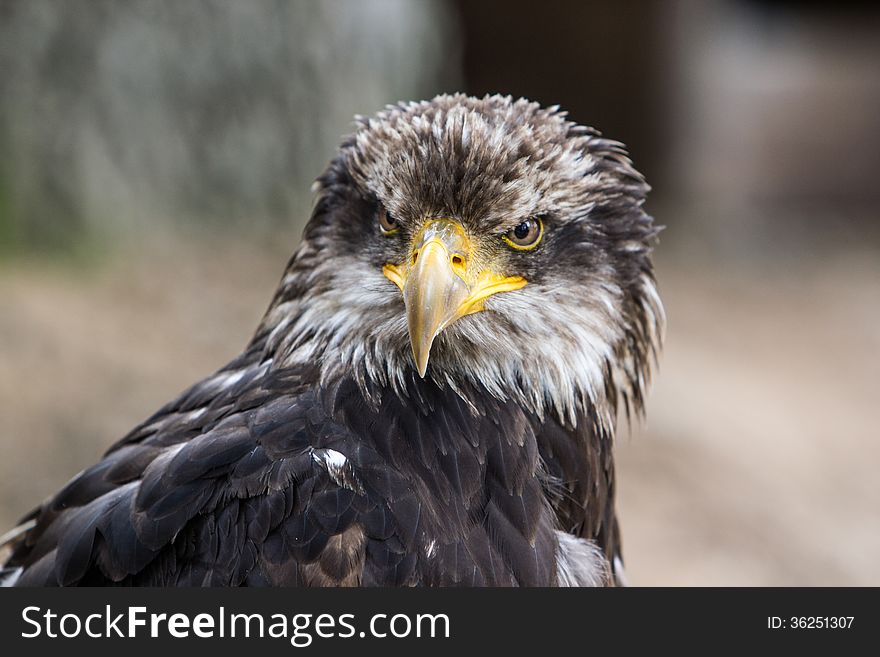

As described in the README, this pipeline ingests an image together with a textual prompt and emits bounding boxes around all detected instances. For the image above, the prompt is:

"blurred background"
[1,0,878,585]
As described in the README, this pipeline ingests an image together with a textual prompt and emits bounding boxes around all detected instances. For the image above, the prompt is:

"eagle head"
[259,94,663,427]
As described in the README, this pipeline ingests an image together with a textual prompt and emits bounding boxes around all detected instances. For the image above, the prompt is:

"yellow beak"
[383,219,526,377]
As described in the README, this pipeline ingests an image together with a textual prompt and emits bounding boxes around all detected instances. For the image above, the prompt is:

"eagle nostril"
[450,254,467,278]
[411,250,419,265]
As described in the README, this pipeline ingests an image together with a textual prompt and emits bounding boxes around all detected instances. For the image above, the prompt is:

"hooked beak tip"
[411,332,436,378]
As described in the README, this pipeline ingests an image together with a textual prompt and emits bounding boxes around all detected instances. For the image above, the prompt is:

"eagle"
[0,94,663,587]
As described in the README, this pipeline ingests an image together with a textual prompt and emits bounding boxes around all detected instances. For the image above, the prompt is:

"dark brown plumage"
[0,94,663,587]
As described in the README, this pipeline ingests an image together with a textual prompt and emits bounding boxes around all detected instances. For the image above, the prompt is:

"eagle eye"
[378,205,399,235]
[503,217,543,250]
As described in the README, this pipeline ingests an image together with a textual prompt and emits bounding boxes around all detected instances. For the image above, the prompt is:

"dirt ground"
[1,232,877,585]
